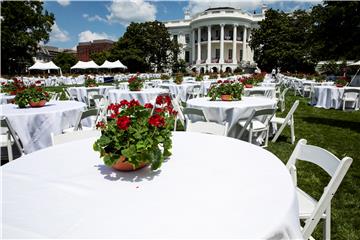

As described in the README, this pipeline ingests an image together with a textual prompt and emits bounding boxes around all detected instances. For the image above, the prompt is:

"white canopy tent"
[70,60,100,70]
[28,61,62,75]
[99,60,127,69]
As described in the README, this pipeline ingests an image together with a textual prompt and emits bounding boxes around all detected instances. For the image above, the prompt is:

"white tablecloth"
[187,97,277,138]
[0,100,86,153]
[311,86,360,109]
[108,88,168,104]
[244,86,276,98]
[159,82,202,102]
[68,86,115,102]
[2,132,302,239]
[0,93,15,104]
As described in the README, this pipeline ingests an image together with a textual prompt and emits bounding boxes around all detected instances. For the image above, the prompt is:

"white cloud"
[106,0,157,26]
[50,22,70,42]
[78,30,117,42]
[57,0,70,7]
[83,13,107,23]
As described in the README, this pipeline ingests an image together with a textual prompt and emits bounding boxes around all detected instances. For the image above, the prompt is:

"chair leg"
[248,129,253,144]
[290,118,295,144]
[264,128,269,148]
[343,100,346,111]
[7,135,13,161]
[324,205,331,240]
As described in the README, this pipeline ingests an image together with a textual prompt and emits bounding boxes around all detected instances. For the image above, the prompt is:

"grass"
[267,92,360,240]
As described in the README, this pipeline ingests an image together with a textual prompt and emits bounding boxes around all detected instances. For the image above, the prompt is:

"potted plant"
[14,85,50,108]
[93,96,177,171]
[196,75,203,81]
[335,77,348,87]
[85,77,98,87]
[128,74,144,91]
[239,76,256,88]
[207,80,243,101]
[1,78,26,95]
[174,73,183,85]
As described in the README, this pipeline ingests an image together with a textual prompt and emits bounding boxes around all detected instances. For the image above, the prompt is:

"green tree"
[111,21,179,72]
[310,1,360,61]
[90,51,112,66]
[250,9,315,72]
[1,1,55,75]
[53,52,77,73]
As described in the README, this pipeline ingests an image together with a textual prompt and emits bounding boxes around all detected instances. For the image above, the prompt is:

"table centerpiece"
[335,77,348,87]
[14,84,50,108]
[93,96,177,171]
[207,80,243,101]
[128,74,144,91]
[174,73,183,85]
[85,77,98,87]
[1,78,26,95]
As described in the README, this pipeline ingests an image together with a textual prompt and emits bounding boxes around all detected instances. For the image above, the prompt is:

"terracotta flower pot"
[221,95,233,101]
[336,84,344,88]
[245,84,253,88]
[29,100,47,108]
[112,155,147,171]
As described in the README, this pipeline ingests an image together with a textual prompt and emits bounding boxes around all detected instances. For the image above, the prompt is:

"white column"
[233,24,237,64]
[197,27,201,63]
[192,29,196,64]
[220,24,224,64]
[242,27,247,62]
[207,25,211,64]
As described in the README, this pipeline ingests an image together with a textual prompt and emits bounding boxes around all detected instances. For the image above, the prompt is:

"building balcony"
[211,58,219,63]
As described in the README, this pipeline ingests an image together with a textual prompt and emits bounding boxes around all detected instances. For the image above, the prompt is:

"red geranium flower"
[117,116,131,130]
[119,99,129,107]
[129,99,140,107]
[223,80,230,83]
[148,114,165,128]
[156,96,164,105]
[155,108,163,113]
[144,103,153,109]
[217,80,222,83]
[96,121,106,129]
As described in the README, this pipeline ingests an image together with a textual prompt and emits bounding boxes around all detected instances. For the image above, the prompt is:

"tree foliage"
[250,2,360,73]
[1,1,55,75]
[53,52,77,73]
[90,51,112,66]
[109,21,179,72]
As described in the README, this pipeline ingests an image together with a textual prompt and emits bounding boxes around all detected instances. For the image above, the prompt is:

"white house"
[164,6,267,73]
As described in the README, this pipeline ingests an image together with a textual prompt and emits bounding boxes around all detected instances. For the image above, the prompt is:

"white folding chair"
[183,107,228,136]
[186,84,202,101]
[247,89,266,97]
[51,130,101,146]
[1,117,25,162]
[342,88,360,111]
[276,88,289,112]
[171,95,185,131]
[286,139,353,240]
[85,89,101,108]
[237,108,276,147]
[302,83,312,98]
[271,100,299,144]
[63,109,99,133]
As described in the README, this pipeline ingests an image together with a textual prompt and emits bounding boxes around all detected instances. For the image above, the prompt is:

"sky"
[44,0,320,49]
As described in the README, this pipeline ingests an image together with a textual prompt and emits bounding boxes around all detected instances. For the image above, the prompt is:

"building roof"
[205,7,235,11]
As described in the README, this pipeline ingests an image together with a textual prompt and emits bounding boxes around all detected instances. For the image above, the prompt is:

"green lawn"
[267,92,360,240]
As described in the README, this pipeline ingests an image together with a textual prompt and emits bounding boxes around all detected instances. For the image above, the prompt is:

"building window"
[240,50,243,61]
[215,49,220,59]
[215,30,219,38]
[185,51,190,63]
[173,35,178,42]
[185,34,190,44]
[228,49,233,60]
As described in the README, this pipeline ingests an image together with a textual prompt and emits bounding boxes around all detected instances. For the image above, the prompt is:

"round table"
[187,97,277,138]
[108,88,168,104]
[311,86,360,109]
[1,132,302,239]
[0,100,86,153]
[0,93,15,104]
[68,86,115,102]
[243,86,276,98]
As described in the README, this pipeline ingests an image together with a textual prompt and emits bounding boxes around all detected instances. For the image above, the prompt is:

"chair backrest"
[282,100,299,123]
[281,88,289,100]
[74,109,99,130]
[343,88,360,96]
[238,108,276,136]
[183,107,207,121]
[0,117,25,156]
[286,139,353,239]
[51,130,101,146]
[64,88,75,100]
[171,97,185,129]
[186,121,228,136]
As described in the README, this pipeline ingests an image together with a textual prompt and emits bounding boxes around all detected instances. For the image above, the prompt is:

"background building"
[35,45,77,62]
[164,6,267,73]
[77,39,114,61]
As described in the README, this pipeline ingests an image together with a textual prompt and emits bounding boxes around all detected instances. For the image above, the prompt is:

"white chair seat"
[343,97,357,101]
[239,119,267,130]
[271,116,291,125]
[297,188,326,219]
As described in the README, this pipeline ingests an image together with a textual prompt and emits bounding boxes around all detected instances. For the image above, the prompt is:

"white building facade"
[164,7,266,73]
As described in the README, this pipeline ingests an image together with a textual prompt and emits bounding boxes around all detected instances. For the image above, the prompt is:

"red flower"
[129,99,140,107]
[119,99,129,107]
[35,80,41,84]
[144,103,153,109]
[217,80,223,84]
[117,116,131,130]
[155,108,163,113]
[165,96,171,105]
[156,96,164,105]
[148,114,165,128]
[223,80,230,83]
[96,121,106,129]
